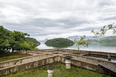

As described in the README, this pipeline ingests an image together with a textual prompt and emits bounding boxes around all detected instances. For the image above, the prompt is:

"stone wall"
[18,49,116,57]
[0,55,114,77]
[0,49,116,77]
[62,54,116,73]
[72,54,116,68]
[41,49,116,56]
[0,56,60,77]
[0,54,54,68]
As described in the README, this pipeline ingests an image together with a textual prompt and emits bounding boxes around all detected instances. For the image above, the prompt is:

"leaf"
[103,26,106,28]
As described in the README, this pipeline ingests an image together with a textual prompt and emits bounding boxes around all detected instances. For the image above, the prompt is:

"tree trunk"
[12,48,14,52]
[78,46,80,54]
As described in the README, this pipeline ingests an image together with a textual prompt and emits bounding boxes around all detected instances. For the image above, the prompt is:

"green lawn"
[4,63,112,77]
[0,54,30,62]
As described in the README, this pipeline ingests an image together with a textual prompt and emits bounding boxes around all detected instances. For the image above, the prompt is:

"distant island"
[45,38,74,48]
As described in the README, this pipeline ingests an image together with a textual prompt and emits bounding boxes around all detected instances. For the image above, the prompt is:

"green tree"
[0,26,13,53]
[18,42,32,51]
[10,31,30,52]
[0,26,40,53]
[74,35,89,51]
[26,37,40,47]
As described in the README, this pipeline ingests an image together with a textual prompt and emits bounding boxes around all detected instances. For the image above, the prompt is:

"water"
[38,42,116,53]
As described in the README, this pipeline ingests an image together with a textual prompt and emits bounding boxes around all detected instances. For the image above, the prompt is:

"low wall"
[0,56,61,77]
[0,54,54,68]
[71,59,105,73]
[0,56,111,77]
[18,49,116,57]
[0,48,116,77]
[71,54,116,72]
[40,49,116,56]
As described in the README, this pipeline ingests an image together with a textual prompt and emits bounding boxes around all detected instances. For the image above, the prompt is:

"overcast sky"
[0,0,116,40]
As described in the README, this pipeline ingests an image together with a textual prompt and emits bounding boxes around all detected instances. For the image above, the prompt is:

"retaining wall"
[0,56,112,77]
[0,54,54,68]
[0,56,60,77]
[0,49,116,77]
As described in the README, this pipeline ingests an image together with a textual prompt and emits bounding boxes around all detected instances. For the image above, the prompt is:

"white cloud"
[0,0,116,40]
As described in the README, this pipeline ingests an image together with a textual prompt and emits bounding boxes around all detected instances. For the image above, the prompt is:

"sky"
[0,0,116,41]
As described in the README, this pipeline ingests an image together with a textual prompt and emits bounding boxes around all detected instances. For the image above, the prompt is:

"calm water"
[38,42,116,53]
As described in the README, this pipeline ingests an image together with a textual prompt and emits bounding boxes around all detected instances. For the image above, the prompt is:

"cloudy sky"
[0,0,116,40]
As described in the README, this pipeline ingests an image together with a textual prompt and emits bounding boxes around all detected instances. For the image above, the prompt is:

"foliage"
[0,26,40,53]
[45,38,74,48]
[26,37,40,47]
[74,35,89,50]
[10,31,30,51]
[90,23,116,48]
[0,26,13,52]
[4,63,111,77]
[91,23,116,36]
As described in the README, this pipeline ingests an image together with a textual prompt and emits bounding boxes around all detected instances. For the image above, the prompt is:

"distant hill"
[67,35,102,40]
[98,36,116,44]
[86,36,116,44]
[67,35,116,44]
[38,36,116,45]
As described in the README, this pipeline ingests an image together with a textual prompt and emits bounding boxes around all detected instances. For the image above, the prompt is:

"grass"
[0,54,30,62]
[4,63,112,77]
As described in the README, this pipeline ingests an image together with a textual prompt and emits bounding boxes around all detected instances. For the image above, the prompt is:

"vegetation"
[26,37,40,46]
[26,37,40,50]
[0,54,30,62]
[0,26,40,53]
[90,23,116,47]
[91,23,116,36]
[4,62,111,77]
[74,35,89,51]
[45,38,74,48]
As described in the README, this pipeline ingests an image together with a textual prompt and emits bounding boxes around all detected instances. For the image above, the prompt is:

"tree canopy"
[26,37,40,49]
[0,26,40,53]
[45,38,74,48]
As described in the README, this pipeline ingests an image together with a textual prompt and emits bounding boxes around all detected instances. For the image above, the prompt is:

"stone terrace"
[0,49,116,76]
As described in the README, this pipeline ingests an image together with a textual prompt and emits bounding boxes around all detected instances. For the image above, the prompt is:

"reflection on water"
[38,42,116,53]
[37,42,53,49]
